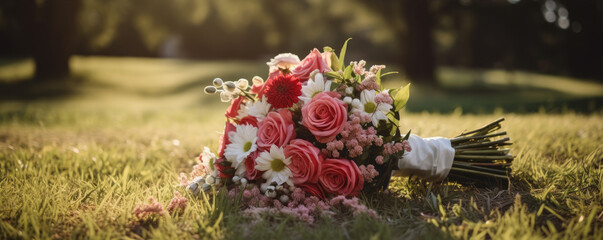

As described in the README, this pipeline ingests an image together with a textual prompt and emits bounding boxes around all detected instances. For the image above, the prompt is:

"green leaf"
[338,38,352,71]
[402,129,411,141]
[323,46,334,52]
[343,65,353,80]
[325,71,343,79]
[392,83,411,112]
[330,81,341,91]
[387,114,400,136]
[330,53,340,71]
[380,71,398,78]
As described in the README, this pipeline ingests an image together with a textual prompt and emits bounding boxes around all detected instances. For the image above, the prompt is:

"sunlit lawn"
[0,57,602,239]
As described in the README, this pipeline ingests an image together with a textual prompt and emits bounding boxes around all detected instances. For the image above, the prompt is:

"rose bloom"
[298,182,326,199]
[284,139,323,184]
[217,121,236,157]
[244,151,262,180]
[301,92,347,143]
[225,96,245,119]
[321,51,333,69]
[292,48,332,82]
[319,158,364,197]
[267,53,300,73]
[257,108,296,150]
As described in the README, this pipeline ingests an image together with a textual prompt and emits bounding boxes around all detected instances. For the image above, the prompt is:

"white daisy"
[224,124,258,168]
[354,89,392,127]
[299,73,332,104]
[234,162,247,178]
[247,97,271,121]
[237,103,249,119]
[255,145,293,185]
[200,146,217,173]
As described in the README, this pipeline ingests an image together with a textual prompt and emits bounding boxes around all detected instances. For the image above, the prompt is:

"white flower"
[200,147,217,172]
[247,97,271,121]
[299,73,332,104]
[255,145,293,186]
[353,90,392,127]
[237,103,249,119]
[267,53,300,73]
[224,124,258,168]
[345,87,354,96]
[343,97,352,105]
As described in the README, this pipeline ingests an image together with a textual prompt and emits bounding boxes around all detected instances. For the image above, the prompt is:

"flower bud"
[202,183,211,192]
[204,86,217,94]
[252,76,264,85]
[240,178,248,188]
[213,78,223,87]
[224,81,237,92]
[279,195,289,203]
[232,176,241,184]
[265,186,277,198]
[205,176,215,184]
[236,78,249,89]
[351,98,362,109]
[220,91,232,102]
[187,182,198,192]
[345,87,354,95]
[343,97,352,104]
[193,176,205,184]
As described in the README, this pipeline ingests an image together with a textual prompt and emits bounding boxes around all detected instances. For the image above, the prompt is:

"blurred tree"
[402,0,436,85]
[2,0,81,80]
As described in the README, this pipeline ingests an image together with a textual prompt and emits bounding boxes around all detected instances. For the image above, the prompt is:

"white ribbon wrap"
[393,134,455,182]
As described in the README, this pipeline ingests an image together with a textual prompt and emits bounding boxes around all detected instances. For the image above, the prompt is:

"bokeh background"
[0,0,602,113]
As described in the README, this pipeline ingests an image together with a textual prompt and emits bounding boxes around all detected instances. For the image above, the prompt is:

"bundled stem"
[448,118,513,185]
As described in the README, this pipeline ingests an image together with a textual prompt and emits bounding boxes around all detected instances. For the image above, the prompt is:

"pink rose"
[319,158,364,197]
[257,108,296,150]
[267,53,300,73]
[244,151,263,180]
[298,182,326,199]
[321,51,333,69]
[292,48,332,82]
[284,139,323,184]
[225,96,245,119]
[301,92,347,143]
[218,121,236,157]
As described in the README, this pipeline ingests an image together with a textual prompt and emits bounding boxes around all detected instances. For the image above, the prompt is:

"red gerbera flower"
[264,74,302,109]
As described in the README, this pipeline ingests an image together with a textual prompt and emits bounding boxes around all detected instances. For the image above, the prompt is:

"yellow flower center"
[270,159,286,172]
[243,142,252,152]
[364,102,376,113]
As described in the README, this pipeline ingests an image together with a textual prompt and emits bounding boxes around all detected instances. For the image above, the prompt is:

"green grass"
[0,57,602,239]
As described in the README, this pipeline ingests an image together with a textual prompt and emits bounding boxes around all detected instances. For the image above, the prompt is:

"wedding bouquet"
[181,40,513,206]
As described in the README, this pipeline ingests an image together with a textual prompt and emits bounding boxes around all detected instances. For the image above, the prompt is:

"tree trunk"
[402,0,436,85]
[23,0,80,80]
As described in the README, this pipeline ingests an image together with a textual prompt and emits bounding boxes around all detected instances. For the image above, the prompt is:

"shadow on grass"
[404,83,603,114]
[0,75,86,101]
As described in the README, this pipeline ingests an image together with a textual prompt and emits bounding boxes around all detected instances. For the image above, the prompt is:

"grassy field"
[0,57,602,239]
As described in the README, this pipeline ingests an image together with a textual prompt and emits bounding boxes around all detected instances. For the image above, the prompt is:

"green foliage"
[338,38,352,72]
[391,83,411,112]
